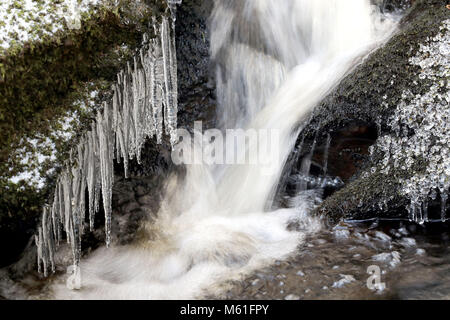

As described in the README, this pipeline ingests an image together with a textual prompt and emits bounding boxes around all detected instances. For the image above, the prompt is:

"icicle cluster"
[368,20,450,223]
[36,6,180,280]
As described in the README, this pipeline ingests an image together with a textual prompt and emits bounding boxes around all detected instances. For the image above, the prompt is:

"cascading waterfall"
[44,0,398,299]
[211,0,398,215]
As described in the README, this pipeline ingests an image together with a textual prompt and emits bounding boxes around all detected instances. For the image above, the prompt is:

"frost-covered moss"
[0,0,103,51]
[369,20,450,223]
[310,0,449,223]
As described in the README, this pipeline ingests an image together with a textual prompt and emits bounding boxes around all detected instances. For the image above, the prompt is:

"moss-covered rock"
[288,0,450,224]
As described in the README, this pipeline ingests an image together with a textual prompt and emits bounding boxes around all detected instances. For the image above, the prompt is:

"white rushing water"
[49,0,398,299]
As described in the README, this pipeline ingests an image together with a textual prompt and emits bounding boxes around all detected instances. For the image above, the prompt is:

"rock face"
[374,0,413,12]
[276,0,449,224]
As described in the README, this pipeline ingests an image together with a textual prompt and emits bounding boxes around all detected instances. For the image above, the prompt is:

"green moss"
[315,163,425,225]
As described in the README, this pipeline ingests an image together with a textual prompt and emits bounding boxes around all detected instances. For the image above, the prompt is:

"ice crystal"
[369,20,450,223]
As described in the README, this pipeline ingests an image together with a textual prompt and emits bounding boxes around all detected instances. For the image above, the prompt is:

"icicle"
[441,192,447,222]
[423,200,429,223]
[62,170,73,246]
[92,121,102,216]
[322,133,331,176]
[114,73,128,174]
[131,53,148,164]
[36,228,43,274]
[408,203,416,222]
[77,141,87,234]
[131,56,140,159]
[126,62,137,161]
[86,130,96,231]
[51,185,61,246]
[115,125,122,164]
[40,221,48,277]
[161,17,171,136]
[58,178,65,231]
[136,50,148,163]
[112,84,119,129]
[143,41,156,141]
[41,207,49,274]
[298,135,317,192]
[113,81,122,165]
[96,103,113,247]
[94,171,101,214]
[121,69,131,177]
[35,205,56,278]
[71,164,82,269]
[66,264,81,290]
[169,10,179,146]
[153,38,165,144]
[118,124,128,177]
[42,205,56,274]
[416,203,424,225]
[277,131,305,199]
[161,16,178,147]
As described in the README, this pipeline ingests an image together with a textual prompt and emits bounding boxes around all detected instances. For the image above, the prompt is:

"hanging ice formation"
[367,19,450,224]
[35,2,181,282]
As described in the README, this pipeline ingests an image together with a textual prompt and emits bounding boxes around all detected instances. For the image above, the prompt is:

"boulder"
[276,0,449,224]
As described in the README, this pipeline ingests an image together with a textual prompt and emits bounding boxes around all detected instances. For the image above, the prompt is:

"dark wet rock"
[134,185,148,197]
[0,211,40,268]
[121,201,140,213]
[278,0,449,224]
[205,220,450,300]
[137,195,154,206]
[374,0,414,12]
[113,186,136,207]
[5,238,37,280]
